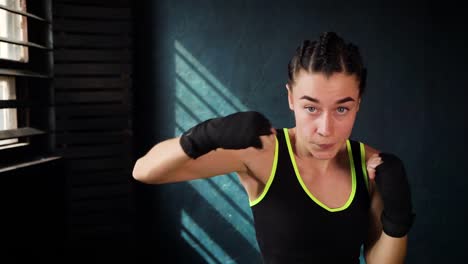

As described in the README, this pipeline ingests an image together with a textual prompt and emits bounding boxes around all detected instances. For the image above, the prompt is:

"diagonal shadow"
[175,48,244,113]
[174,39,262,263]
[175,120,254,227]
[226,173,246,196]
[180,182,262,263]
[175,123,186,135]
[181,224,224,264]
[175,98,207,126]
[176,76,223,118]
[205,178,254,226]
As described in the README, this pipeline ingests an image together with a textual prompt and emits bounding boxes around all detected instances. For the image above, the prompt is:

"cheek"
[335,115,357,135]
[294,109,310,125]
[295,113,316,136]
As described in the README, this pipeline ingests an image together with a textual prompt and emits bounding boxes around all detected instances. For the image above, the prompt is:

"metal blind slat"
[0,127,46,140]
[0,36,51,50]
[0,69,50,78]
[0,4,49,22]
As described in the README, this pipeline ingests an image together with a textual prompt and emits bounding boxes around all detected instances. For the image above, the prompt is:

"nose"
[317,113,333,137]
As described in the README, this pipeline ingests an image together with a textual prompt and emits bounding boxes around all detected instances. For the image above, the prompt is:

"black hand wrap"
[375,153,415,238]
[179,111,272,159]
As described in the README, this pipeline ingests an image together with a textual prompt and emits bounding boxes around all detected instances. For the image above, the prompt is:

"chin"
[309,146,339,160]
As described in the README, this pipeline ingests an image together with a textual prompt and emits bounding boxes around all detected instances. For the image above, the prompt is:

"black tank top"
[250,128,371,264]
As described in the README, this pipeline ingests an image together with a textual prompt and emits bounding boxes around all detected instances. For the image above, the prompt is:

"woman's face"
[287,70,361,160]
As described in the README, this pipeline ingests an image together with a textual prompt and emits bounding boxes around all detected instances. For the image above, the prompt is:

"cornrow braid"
[345,43,367,93]
[288,40,316,85]
[287,31,367,97]
[299,40,316,74]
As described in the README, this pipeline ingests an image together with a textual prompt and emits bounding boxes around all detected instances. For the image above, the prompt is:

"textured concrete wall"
[133,1,467,263]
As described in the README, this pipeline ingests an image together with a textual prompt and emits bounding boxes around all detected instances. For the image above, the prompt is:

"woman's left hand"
[367,153,383,180]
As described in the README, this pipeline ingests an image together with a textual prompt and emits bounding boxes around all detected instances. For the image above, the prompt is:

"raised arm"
[132,137,246,184]
[132,111,273,184]
[364,152,415,264]
[364,180,408,264]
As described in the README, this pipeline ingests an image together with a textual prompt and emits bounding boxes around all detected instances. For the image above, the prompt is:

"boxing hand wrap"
[375,153,415,238]
[179,111,272,159]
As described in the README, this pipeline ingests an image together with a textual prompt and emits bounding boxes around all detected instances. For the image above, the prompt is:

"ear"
[286,84,294,111]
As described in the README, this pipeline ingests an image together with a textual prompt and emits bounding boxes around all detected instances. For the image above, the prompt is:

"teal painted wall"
[133,1,467,263]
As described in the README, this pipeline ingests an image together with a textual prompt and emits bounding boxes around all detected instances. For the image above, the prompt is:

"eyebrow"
[299,95,355,104]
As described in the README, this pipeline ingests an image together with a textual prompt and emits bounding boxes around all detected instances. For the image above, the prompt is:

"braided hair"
[287,32,367,97]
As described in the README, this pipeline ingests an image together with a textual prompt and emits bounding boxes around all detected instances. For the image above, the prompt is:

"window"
[0,76,17,147]
[0,0,29,62]
[0,0,26,148]
[0,0,54,165]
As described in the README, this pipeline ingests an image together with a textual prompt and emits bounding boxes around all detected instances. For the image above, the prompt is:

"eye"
[305,106,317,113]
[337,107,349,114]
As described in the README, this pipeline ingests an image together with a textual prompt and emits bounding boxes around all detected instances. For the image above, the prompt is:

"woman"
[132,31,414,263]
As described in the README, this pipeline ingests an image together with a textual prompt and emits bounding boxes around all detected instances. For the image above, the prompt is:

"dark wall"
[52,0,135,262]
[133,0,467,263]
[419,3,467,260]
[2,158,66,263]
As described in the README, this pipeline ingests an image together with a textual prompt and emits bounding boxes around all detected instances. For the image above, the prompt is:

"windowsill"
[0,156,62,173]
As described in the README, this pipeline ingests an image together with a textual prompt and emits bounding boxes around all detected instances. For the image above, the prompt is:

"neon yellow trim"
[284,128,356,212]
[249,136,279,207]
[360,142,370,192]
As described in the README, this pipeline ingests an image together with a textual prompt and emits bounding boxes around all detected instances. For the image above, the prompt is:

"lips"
[317,143,334,150]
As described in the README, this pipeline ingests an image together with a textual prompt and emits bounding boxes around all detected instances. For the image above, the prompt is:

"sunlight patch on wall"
[175,39,260,261]
[181,210,235,264]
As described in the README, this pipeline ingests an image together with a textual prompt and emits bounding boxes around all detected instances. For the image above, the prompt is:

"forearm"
[132,137,190,184]
[365,232,407,264]
[132,111,272,184]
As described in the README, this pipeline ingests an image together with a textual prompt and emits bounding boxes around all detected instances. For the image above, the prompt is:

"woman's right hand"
[133,111,274,184]
[180,111,273,159]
